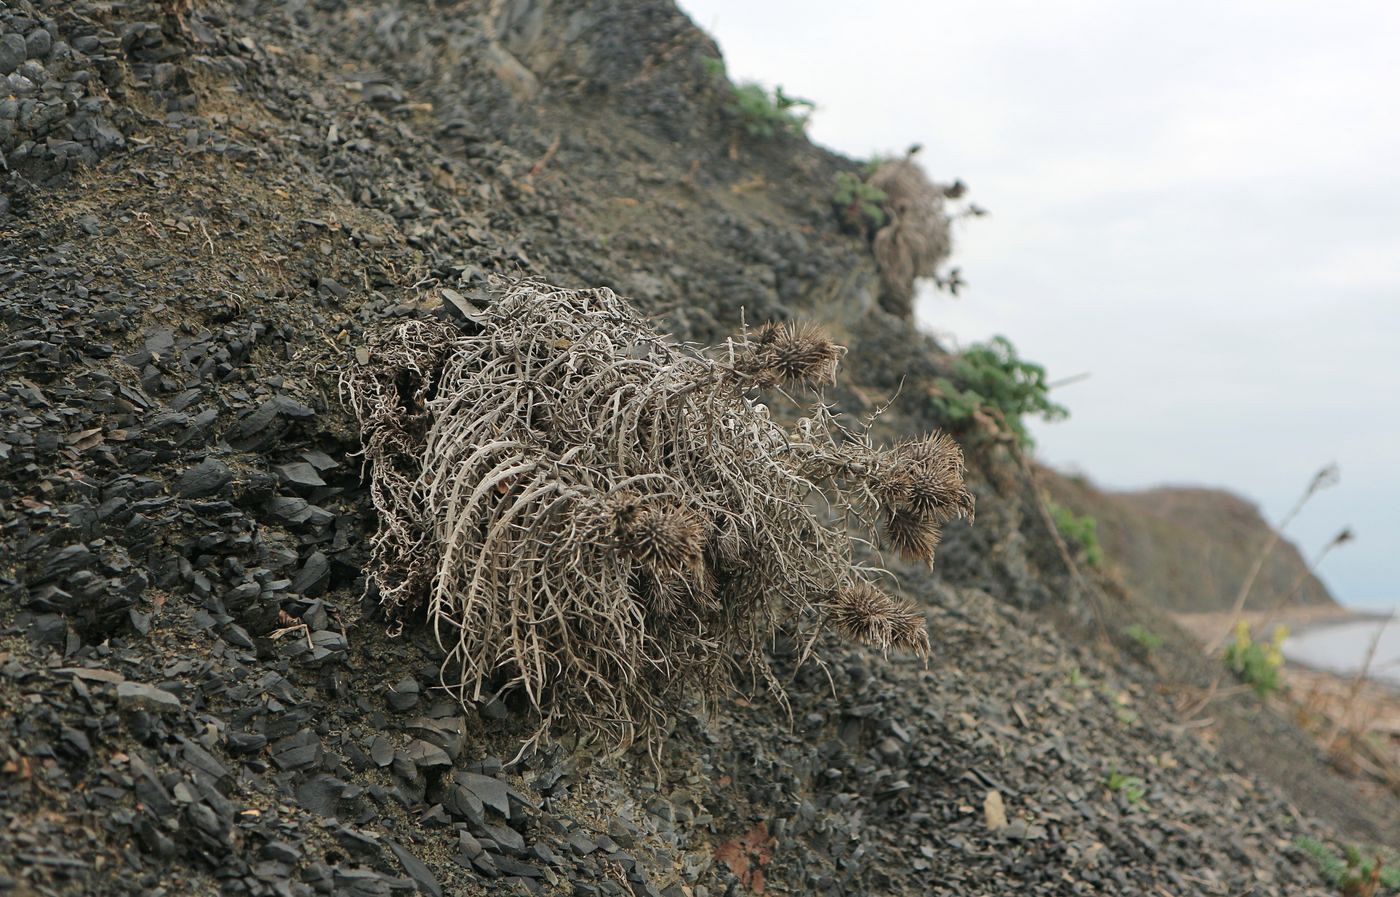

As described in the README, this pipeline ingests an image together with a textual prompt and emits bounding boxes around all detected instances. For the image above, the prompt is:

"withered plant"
[342,281,972,748]
[870,154,955,316]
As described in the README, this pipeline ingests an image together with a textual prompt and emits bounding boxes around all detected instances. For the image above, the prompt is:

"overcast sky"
[681,0,1400,608]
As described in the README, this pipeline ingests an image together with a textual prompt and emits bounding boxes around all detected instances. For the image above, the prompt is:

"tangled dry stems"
[869,157,954,316]
[341,282,972,747]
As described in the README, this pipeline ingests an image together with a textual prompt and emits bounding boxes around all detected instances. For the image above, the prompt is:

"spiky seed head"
[906,465,975,523]
[883,508,941,565]
[614,501,707,579]
[867,461,914,510]
[896,431,961,465]
[831,581,891,648]
[831,581,930,656]
[768,324,842,387]
[644,574,688,618]
[740,322,843,388]
[890,604,932,656]
[644,568,718,618]
[891,432,975,524]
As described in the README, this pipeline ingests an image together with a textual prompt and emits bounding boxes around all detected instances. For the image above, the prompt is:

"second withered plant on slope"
[869,152,955,316]
[342,281,973,748]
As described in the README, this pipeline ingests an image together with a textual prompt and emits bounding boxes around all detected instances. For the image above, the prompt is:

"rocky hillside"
[1046,474,1337,614]
[1,2,1394,896]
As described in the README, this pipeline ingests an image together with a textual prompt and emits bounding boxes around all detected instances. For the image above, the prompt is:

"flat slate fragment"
[276,461,326,488]
[454,771,514,816]
[386,839,442,897]
[174,458,233,497]
[115,682,180,712]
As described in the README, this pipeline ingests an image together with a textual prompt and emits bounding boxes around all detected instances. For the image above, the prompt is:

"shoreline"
[1170,604,1391,642]
[1172,605,1400,690]
[1171,605,1400,796]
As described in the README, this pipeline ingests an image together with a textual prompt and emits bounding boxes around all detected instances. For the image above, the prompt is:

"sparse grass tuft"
[1105,767,1147,804]
[1048,498,1104,568]
[1296,836,1400,896]
[728,83,814,138]
[702,57,814,149]
[342,281,972,748]
[1123,623,1164,653]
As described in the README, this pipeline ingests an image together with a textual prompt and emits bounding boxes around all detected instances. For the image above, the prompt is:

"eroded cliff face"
[1046,474,1336,614]
[0,2,1392,896]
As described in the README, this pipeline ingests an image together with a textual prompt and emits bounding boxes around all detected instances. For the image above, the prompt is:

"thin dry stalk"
[1327,611,1396,752]
[341,281,972,747]
[1257,526,1355,636]
[1207,463,1340,653]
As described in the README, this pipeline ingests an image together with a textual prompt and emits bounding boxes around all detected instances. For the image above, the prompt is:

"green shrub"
[1123,623,1163,653]
[832,171,887,233]
[930,336,1068,447]
[1222,621,1287,697]
[1048,499,1104,568]
[700,57,814,140]
[1296,836,1400,895]
[726,82,814,138]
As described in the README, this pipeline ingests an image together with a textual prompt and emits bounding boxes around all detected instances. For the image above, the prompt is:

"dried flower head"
[894,433,975,524]
[613,498,708,579]
[644,569,717,618]
[831,581,930,656]
[742,322,842,388]
[866,461,915,510]
[883,508,942,565]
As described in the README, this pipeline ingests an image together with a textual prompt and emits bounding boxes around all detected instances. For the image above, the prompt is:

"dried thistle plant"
[341,281,972,748]
[869,154,955,317]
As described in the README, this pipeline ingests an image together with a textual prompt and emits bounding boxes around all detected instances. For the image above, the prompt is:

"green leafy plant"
[1047,499,1104,568]
[1222,621,1287,697]
[1105,767,1147,805]
[1296,836,1400,896]
[700,58,813,142]
[726,82,814,138]
[832,171,887,233]
[930,336,1068,447]
[1123,623,1164,653]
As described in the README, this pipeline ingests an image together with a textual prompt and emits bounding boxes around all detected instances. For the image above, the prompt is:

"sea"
[1282,605,1400,687]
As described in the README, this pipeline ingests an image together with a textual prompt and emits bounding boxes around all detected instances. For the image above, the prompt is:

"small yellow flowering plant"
[1223,621,1288,697]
